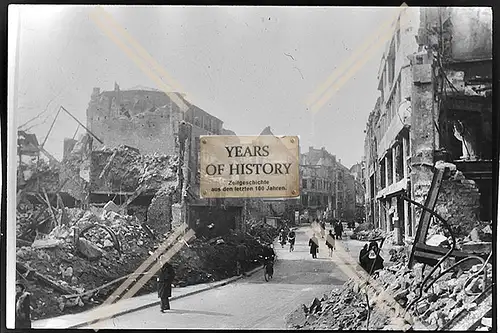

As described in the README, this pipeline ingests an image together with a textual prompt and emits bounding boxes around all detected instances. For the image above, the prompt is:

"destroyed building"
[84,84,265,236]
[363,7,493,243]
[299,146,359,221]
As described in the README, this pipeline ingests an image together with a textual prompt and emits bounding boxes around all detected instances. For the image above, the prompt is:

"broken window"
[387,151,394,186]
[380,160,386,189]
[395,141,404,182]
[302,194,308,206]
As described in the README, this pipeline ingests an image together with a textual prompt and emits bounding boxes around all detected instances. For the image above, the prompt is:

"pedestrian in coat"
[280,229,287,248]
[334,222,343,239]
[15,282,31,328]
[236,240,247,275]
[309,234,319,259]
[157,258,175,312]
[320,221,326,238]
[325,230,336,257]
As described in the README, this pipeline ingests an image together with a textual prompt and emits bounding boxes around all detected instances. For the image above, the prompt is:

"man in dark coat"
[334,221,343,239]
[309,234,319,259]
[236,240,247,276]
[157,259,175,312]
[15,282,31,328]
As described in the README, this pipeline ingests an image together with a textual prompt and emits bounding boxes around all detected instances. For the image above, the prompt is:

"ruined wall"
[435,170,481,237]
[86,88,183,155]
[147,190,174,231]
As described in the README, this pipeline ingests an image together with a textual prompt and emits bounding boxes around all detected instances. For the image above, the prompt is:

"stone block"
[76,237,104,260]
[103,201,120,213]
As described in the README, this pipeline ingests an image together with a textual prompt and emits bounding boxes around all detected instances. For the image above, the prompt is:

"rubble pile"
[287,250,492,331]
[286,280,391,330]
[247,222,280,245]
[376,260,493,330]
[170,225,279,287]
[91,146,178,194]
[16,207,163,319]
[352,228,385,241]
[18,159,60,192]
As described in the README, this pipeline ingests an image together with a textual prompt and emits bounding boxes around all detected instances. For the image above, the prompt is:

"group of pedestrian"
[279,227,297,252]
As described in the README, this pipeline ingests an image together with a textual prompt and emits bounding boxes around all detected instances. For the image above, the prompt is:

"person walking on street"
[326,230,336,257]
[309,233,319,259]
[320,221,326,238]
[334,221,343,239]
[287,229,296,252]
[157,257,175,312]
[236,240,247,276]
[280,229,287,248]
[15,282,31,328]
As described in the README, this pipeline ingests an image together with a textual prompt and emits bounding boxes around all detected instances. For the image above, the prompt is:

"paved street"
[86,226,350,329]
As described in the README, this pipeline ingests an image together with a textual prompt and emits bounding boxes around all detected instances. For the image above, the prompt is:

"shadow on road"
[244,259,346,285]
[166,309,233,317]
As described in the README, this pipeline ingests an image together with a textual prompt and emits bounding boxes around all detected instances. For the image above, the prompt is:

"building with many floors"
[363,7,492,243]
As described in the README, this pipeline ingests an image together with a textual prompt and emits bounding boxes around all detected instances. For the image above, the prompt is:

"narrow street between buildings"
[72,226,349,329]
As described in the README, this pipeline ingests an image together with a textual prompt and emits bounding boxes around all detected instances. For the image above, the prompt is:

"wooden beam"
[60,106,104,144]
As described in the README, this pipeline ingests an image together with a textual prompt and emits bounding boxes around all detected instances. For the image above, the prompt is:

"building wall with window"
[364,8,420,236]
[364,7,492,241]
[299,147,357,221]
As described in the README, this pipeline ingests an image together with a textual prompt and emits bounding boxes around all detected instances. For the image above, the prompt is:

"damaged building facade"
[363,7,493,242]
[82,84,250,235]
[300,147,359,222]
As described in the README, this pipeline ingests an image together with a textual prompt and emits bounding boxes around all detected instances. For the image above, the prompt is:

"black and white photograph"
[6,5,495,330]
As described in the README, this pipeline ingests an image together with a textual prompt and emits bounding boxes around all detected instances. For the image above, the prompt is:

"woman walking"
[157,257,175,312]
[325,230,336,257]
[309,233,319,259]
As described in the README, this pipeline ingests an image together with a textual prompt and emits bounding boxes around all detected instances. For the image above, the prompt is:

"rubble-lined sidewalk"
[16,141,280,321]
[33,264,265,329]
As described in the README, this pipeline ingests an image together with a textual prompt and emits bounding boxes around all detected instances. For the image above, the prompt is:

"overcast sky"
[10,5,400,167]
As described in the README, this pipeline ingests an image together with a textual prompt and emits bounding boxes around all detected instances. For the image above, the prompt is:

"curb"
[70,265,264,328]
